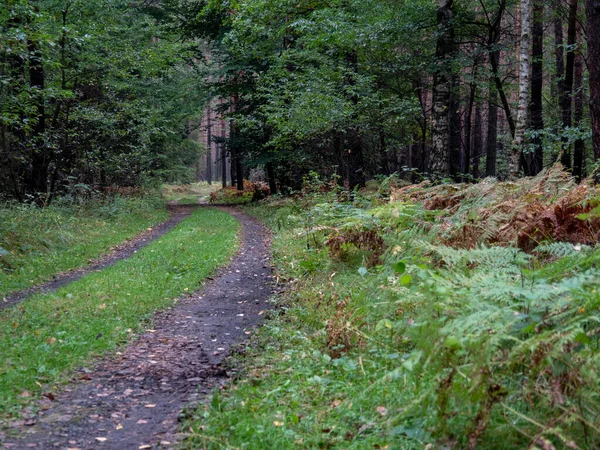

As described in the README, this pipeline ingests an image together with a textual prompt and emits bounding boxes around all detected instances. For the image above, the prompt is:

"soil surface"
[1,207,273,449]
[1,205,194,311]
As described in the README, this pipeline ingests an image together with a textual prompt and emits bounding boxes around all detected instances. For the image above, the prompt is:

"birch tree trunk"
[510,0,532,178]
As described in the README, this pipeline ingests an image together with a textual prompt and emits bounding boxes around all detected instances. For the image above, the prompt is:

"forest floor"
[0,207,274,449]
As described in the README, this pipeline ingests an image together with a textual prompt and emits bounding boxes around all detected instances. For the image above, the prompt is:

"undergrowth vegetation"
[184,169,600,449]
[0,208,238,421]
[209,181,271,205]
[0,195,168,297]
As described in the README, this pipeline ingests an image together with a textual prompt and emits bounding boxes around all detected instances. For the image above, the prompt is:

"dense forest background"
[1,0,599,202]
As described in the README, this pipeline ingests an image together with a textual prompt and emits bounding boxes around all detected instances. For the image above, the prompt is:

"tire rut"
[1,205,194,311]
[1,207,273,450]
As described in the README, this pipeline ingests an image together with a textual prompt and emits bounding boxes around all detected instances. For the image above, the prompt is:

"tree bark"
[27,17,49,197]
[510,0,532,177]
[430,0,455,176]
[573,49,585,180]
[486,82,499,177]
[472,101,483,179]
[586,0,600,161]
[560,0,579,169]
[528,0,544,175]
[206,109,212,185]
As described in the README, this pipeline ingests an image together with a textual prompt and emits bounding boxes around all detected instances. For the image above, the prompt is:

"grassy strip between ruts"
[0,207,239,420]
[0,196,169,298]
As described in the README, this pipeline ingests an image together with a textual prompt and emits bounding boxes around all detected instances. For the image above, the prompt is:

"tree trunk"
[486,82,499,177]
[510,0,532,177]
[206,109,212,185]
[586,0,600,161]
[573,42,585,179]
[561,0,579,169]
[554,2,566,105]
[343,51,366,190]
[221,144,227,188]
[472,101,483,179]
[528,0,544,175]
[430,0,455,176]
[266,162,277,194]
[27,10,49,198]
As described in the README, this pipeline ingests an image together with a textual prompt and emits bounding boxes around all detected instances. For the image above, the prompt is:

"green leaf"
[358,266,368,277]
[392,261,406,274]
[400,274,412,285]
[376,319,393,332]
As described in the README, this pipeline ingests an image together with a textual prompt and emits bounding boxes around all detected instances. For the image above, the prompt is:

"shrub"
[209,180,271,204]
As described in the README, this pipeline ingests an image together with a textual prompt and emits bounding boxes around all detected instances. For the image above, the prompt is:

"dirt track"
[1,207,273,449]
[1,205,194,311]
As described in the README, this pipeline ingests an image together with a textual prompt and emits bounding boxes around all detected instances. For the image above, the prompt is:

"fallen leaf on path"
[139,445,152,449]
[137,419,148,424]
[144,404,156,408]
[123,388,133,396]
[20,390,31,398]
[116,423,123,430]
[146,330,156,333]
[95,437,107,442]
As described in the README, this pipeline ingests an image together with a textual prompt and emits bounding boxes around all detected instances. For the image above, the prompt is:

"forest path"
[1,205,194,311]
[2,207,273,450]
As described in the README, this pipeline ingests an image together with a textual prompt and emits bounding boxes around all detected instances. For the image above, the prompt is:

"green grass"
[0,207,239,420]
[182,204,412,449]
[0,196,169,298]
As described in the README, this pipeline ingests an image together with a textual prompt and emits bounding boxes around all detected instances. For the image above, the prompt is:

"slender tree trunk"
[343,51,365,190]
[586,0,600,161]
[430,0,455,176]
[528,0,544,175]
[561,0,579,169]
[510,0,532,177]
[449,74,461,178]
[464,63,479,178]
[221,144,227,188]
[266,161,277,194]
[26,4,49,198]
[206,109,212,185]
[486,82,499,177]
[236,156,244,191]
[573,49,585,180]
[472,101,483,179]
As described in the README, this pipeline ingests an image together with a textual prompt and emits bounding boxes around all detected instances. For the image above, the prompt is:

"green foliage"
[187,186,600,449]
[0,0,208,200]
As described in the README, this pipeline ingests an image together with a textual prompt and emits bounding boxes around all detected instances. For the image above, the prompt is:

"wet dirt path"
[1,207,273,449]
[1,205,194,311]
